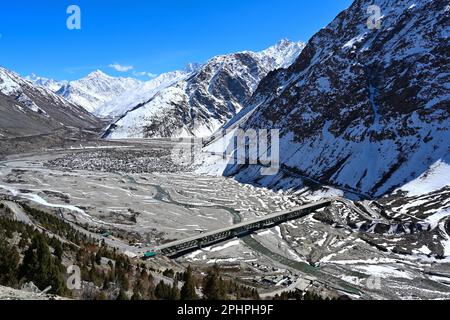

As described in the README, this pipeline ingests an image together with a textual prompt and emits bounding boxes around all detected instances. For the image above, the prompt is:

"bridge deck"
[152,198,334,257]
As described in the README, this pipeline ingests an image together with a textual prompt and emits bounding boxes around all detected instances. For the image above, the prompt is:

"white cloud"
[109,63,133,72]
[108,63,157,78]
[133,71,158,78]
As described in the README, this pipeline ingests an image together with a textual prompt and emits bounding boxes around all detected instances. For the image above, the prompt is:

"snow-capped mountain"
[0,66,100,138]
[216,0,449,198]
[95,69,190,118]
[56,70,141,113]
[256,38,308,69]
[104,40,305,139]
[25,74,67,92]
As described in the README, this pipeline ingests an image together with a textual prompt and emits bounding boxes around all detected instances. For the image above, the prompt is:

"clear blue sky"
[0,0,352,80]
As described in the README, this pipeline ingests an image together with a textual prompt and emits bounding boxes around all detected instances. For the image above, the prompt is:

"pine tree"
[19,235,41,281]
[180,265,198,300]
[116,289,129,300]
[170,279,180,300]
[0,235,20,287]
[134,278,146,299]
[53,241,63,261]
[155,280,170,299]
[103,277,110,290]
[19,233,67,295]
[147,284,156,300]
[118,271,129,291]
[203,264,226,300]
[46,262,67,296]
[95,252,102,265]
[252,288,260,300]
[131,287,142,300]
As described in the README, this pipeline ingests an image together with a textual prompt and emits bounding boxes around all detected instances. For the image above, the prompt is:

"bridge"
[151,198,334,258]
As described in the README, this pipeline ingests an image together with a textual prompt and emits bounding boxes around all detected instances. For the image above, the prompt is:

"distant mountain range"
[2,0,448,201]
[2,39,305,140]
[103,39,305,139]
[1,0,449,298]
[94,69,190,119]
[21,39,304,140]
[27,70,141,113]
[0,67,100,138]
[25,74,67,93]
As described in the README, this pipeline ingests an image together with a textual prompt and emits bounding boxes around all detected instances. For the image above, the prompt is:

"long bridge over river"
[150,198,335,258]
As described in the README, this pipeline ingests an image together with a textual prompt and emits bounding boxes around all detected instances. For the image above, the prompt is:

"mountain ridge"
[55,70,141,113]
[0,66,101,138]
[207,0,449,198]
[104,39,306,139]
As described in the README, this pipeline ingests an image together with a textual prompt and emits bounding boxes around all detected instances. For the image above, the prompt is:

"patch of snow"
[352,265,415,280]
[400,160,450,196]
[205,239,241,252]
[342,34,367,49]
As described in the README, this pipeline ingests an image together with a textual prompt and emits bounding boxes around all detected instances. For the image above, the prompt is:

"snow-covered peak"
[0,65,100,138]
[104,38,307,139]
[25,73,66,92]
[25,69,143,113]
[86,69,112,80]
[258,38,302,57]
[202,39,305,72]
[56,70,142,113]
[95,69,190,118]
[256,39,306,69]
[1,67,77,111]
[0,67,22,96]
[92,38,305,120]
[75,70,138,88]
[184,63,202,73]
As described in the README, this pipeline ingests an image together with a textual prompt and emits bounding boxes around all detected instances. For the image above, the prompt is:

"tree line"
[0,202,261,300]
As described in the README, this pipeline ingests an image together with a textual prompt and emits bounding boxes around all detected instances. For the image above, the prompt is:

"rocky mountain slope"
[104,40,305,139]
[55,70,141,113]
[197,1,450,292]
[219,0,449,198]
[0,285,66,300]
[0,67,100,138]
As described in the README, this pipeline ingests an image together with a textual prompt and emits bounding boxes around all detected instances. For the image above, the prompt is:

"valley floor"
[0,140,449,300]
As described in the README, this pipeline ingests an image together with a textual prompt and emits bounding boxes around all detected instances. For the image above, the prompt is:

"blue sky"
[0,0,352,81]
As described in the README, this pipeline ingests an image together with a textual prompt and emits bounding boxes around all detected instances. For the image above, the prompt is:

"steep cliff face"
[104,40,305,139]
[222,0,449,197]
